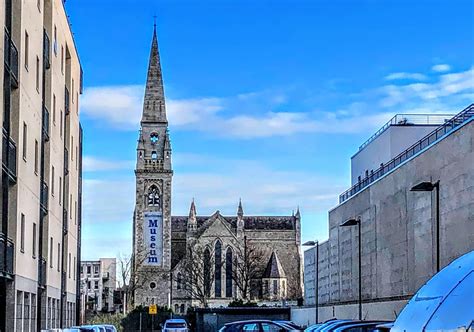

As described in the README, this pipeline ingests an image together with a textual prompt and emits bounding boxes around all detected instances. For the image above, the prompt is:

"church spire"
[141,24,167,123]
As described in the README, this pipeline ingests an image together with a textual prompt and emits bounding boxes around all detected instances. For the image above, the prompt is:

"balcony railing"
[64,148,69,175]
[63,208,68,234]
[65,87,70,115]
[42,106,50,141]
[38,257,47,286]
[40,181,49,213]
[4,29,19,88]
[0,233,14,278]
[339,104,474,203]
[43,29,50,70]
[2,130,17,182]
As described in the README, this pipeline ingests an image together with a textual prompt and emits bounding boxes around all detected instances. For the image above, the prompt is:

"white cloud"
[385,72,427,81]
[432,64,451,73]
[83,156,135,172]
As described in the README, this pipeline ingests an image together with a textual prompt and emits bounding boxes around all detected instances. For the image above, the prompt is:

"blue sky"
[65,0,474,260]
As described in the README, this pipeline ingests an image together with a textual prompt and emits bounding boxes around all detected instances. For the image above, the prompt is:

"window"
[261,323,285,332]
[53,94,56,125]
[16,291,23,332]
[94,265,99,274]
[68,253,71,278]
[72,79,75,103]
[242,323,259,331]
[180,304,185,314]
[150,133,158,144]
[87,281,91,289]
[36,56,40,92]
[20,214,25,252]
[71,136,74,161]
[273,280,278,295]
[32,223,37,258]
[24,31,29,69]
[73,257,76,280]
[59,177,62,205]
[147,185,160,206]
[57,243,60,271]
[74,201,77,225]
[50,237,53,268]
[94,281,98,289]
[60,111,63,138]
[176,273,182,290]
[214,240,222,298]
[34,140,38,174]
[22,122,27,160]
[51,166,55,196]
[53,26,57,55]
[61,46,64,73]
[87,266,91,274]
[203,248,211,297]
[226,247,233,297]
[23,293,30,332]
[151,151,157,159]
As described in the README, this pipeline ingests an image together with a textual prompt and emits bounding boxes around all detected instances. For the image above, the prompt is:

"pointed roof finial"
[189,198,197,218]
[153,15,157,32]
[295,206,301,218]
[237,198,244,217]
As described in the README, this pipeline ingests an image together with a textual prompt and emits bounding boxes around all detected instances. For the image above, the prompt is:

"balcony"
[38,257,47,286]
[0,233,14,278]
[63,208,68,234]
[42,106,50,141]
[64,148,69,175]
[43,29,50,70]
[40,181,49,213]
[65,87,70,115]
[3,29,19,88]
[2,130,17,183]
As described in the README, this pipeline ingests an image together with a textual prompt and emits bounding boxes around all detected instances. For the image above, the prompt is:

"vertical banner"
[143,211,163,266]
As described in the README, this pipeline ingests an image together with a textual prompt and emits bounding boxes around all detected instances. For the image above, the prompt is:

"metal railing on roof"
[339,104,474,203]
[358,113,454,152]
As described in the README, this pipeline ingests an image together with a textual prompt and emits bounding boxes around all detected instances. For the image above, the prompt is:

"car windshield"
[166,322,187,328]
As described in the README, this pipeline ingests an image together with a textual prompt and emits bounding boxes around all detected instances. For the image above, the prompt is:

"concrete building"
[132,27,302,311]
[0,0,83,331]
[350,113,452,185]
[80,258,116,316]
[301,105,473,324]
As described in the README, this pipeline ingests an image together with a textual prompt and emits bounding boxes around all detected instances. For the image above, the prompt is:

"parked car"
[219,319,301,331]
[101,325,118,332]
[273,320,304,330]
[331,321,392,331]
[78,326,106,332]
[305,319,351,332]
[163,318,189,331]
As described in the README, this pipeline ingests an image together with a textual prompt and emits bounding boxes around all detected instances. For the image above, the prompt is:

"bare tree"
[231,237,266,301]
[173,247,216,307]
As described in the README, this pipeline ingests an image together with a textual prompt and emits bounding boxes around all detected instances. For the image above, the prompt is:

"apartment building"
[0,0,83,331]
[80,259,117,317]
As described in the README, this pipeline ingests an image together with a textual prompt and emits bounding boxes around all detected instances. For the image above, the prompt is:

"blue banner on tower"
[143,211,163,266]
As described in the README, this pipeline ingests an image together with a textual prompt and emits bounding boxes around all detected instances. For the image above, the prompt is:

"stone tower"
[133,26,173,307]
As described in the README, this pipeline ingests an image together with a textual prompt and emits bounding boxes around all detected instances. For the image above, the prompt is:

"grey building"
[303,105,473,322]
[80,258,116,315]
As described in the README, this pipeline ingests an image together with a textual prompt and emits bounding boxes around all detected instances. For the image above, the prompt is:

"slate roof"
[171,214,295,232]
[262,251,286,279]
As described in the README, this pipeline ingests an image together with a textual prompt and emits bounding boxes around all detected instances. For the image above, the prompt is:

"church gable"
[195,212,237,240]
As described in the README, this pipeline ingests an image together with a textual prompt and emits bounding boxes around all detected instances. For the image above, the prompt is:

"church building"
[132,27,302,311]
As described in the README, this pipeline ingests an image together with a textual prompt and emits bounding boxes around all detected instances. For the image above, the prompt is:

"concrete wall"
[351,125,438,185]
[303,119,473,322]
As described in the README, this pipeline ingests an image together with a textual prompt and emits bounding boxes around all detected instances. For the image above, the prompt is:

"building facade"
[132,28,302,311]
[303,105,473,323]
[0,0,83,331]
[80,258,117,317]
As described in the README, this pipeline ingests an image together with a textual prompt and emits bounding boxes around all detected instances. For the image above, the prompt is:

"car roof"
[166,318,187,322]
[332,321,388,331]
[225,319,275,325]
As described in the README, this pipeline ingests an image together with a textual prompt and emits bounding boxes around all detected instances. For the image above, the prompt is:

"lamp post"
[410,180,440,272]
[303,240,319,324]
[340,218,362,320]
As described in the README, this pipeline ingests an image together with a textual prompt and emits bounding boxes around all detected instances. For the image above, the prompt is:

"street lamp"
[410,180,440,272]
[303,240,319,324]
[340,218,362,320]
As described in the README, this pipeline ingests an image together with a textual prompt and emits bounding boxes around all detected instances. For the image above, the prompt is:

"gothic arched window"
[147,185,161,207]
[203,248,211,297]
[150,133,158,144]
[214,240,222,298]
[177,272,182,290]
[225,247,233,298]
